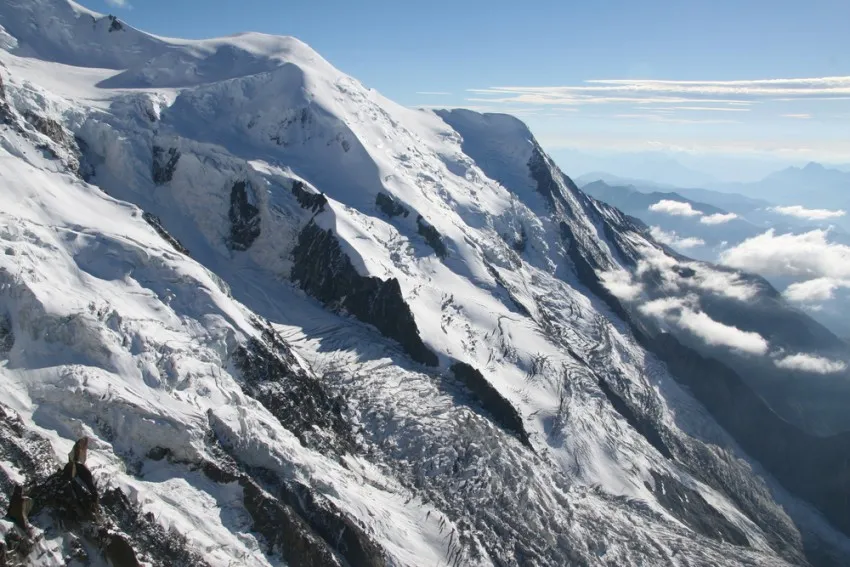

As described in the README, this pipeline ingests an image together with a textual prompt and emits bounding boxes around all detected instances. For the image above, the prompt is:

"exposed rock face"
[596,376,672,460]
[646,470,750,547]
[649,333,850,538]
[450,362,531,447]
[292,222,438,366]
[142,212,190,255]
[22,111,66,146]
[375,192,409,218]
[0,74,15,125]
[231,317,355,454]
[0,314,12,356]
[416,215,447,258]
[107,15,124,32]
[227,180,261,251]
[291,180,327,213]
[151,145,180,185]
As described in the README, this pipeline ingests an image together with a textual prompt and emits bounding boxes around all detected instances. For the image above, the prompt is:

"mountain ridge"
[1,1,850,565]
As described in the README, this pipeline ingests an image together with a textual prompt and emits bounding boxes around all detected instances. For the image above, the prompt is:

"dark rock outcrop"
[22,111,67,146]
[227,180,261,251]
[151,145,180,185]
[292,222,437,366]
[142,212,190,255]
[450,362,531,447]
[0,74,13,126]
[0,314,12,356]
[375,193,409,218]
[231,317,355,454]
[203,428,387,567]
[596,377,672,460]
[646,470,749,547]
[416,215,447,258]
[649,333,850,538]
[291,180,327,213]
[107,15,124,32]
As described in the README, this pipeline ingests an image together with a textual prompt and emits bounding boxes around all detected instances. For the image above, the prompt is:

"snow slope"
[1,1,850,565]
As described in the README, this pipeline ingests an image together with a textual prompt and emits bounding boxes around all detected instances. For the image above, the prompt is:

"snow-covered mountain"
[2,1,850,565]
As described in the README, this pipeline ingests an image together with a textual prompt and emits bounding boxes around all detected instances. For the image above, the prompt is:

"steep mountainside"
[2,2,850,566]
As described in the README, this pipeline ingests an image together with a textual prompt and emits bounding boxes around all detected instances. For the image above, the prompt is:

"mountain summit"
[1,2,850,565]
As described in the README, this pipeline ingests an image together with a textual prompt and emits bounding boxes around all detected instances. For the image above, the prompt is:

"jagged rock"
[142,212,190,255]
[646,471,749,547]
[227,180,261,251]
[292,222,437,366]
[6,485,32,531]
[375,193,409,218]
[151,145,180,185]
[450,362,531,447]
[0,314,12,355]
[511,226,527,253]
[416,215,447,258]
[231,318,355,454]
[107,15,124,32]
[21,111,66,146]
[291,180,327,213]
[596,377,672,460]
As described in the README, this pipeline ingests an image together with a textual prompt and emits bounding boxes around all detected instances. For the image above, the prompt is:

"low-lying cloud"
[720,229,850,279]
[769,205,846,220]
[700,212,738,225]
[650,226,705,249]
[775,353,847,374]
[677,309,769,355]
[638,295,769,355]
[784,277,850,302]
[649,200,702,217]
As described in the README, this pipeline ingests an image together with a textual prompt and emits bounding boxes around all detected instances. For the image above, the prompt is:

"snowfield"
[1,1,850,565]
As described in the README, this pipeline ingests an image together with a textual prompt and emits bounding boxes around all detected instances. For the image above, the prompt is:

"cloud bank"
[769,205,846,220]
[649,200,702,217]
[784,277,850,302]
[700,212,738,225]
[720,230,850,278]
[775,353,847,374]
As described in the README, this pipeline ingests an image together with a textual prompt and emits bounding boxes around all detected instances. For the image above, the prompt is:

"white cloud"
[638,296,687,318]
[105,0,129,6]
[468,76,850,108]
[775,353,847,374]
[783,277,850,302]
[677,309,769,355]
[600,269,643,301]
[650,226,705,249]
[690,268,759,301]
[781,113,811,119]
[700,212,738,225]
[648,200,701,217]
[720,229,850,278]
[769,205,846,220]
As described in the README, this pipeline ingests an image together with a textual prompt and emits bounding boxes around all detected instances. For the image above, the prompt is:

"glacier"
[1,1,850,565]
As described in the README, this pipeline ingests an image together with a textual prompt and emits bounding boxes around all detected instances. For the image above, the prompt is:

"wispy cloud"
[649,200,702,217]
[416,91,452,96]
[105,0,129,6]
[775,353,847,374]
[769,205,846,220]
[700,212,738,225]
[468,76,850,108]
[781,113,811,119]
[649,226,705,249]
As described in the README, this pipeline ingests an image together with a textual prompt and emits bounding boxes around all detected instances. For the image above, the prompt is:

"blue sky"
[90,0,850,168]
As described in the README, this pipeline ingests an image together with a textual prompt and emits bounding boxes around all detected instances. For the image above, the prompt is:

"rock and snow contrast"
[1,1,850,565]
